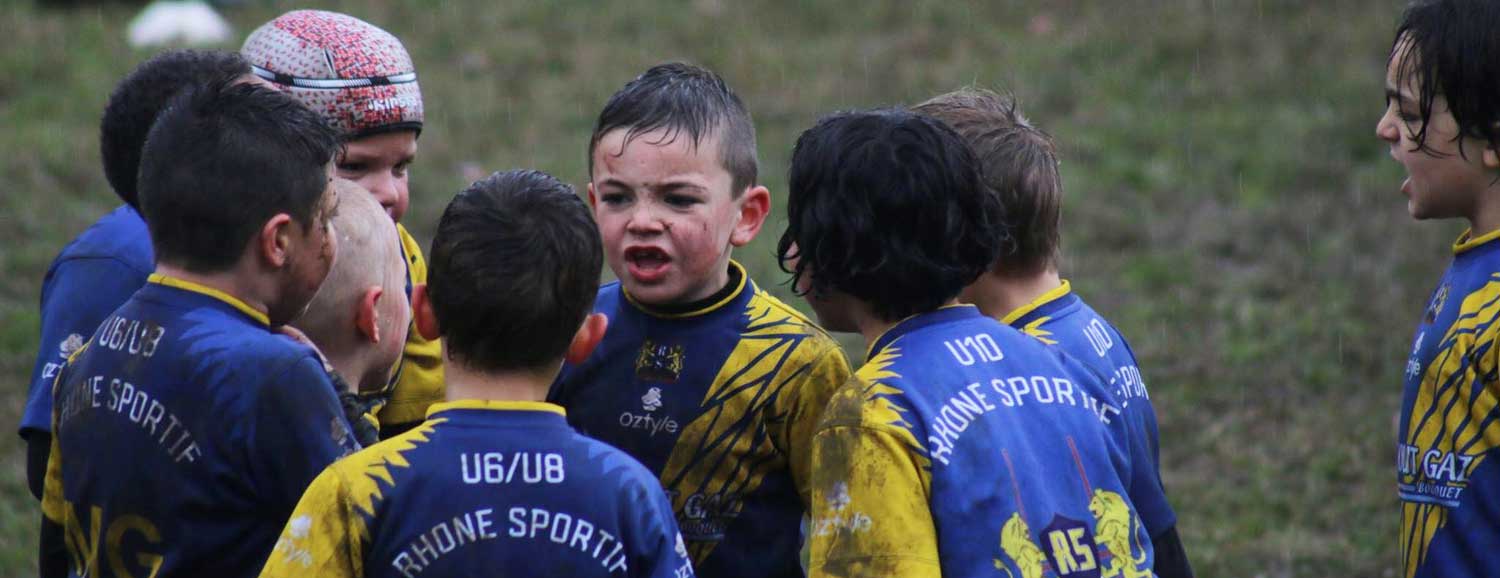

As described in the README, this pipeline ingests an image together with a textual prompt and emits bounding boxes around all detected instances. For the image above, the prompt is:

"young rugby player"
[291,181,413,445]
[259,170,695,578]
[548,63,852,577]
[19,49,253,501]
[1378,1,1500,576]
[40,80,356,577]
[243,9,442,438]
[914,89,1192,577]
[784,109,1154,577]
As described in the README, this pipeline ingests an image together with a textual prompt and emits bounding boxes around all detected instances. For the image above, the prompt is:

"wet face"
[338,130,417,222]
[274,165,341,325]
[1376,36,1495,222]
[590,128,747,305]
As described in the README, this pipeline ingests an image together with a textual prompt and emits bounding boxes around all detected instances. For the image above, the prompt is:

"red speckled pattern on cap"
[242,10,423,137]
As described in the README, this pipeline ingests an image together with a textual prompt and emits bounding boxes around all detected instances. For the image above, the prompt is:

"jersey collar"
[999,280,1075,326]
[426,399,567,419]
[867,304,983,358]
[623,260,750,319]
[1453,228,1500,255]
[147,273,269,326]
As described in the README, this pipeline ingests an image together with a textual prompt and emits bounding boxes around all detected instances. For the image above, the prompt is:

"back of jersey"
[260,400,695,578]
[43,279,355,578]
[1005,282,1175,537]
[810,305,1153,578]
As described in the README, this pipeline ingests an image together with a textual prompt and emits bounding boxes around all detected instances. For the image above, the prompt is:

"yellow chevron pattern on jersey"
[854,346,928,464]
[272,417,443,577]
[1015,317,1058,346]
[657,288,844,564]
[1402,275,1500,578]
[376,224,445,429]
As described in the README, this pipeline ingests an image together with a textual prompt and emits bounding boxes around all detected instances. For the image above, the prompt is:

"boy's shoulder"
[52,204,153,274]
[320,418,443,493]
[742,280,843,349]
[567,428,666,491]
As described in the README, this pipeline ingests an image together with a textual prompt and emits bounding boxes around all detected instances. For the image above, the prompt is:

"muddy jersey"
[1004,280,1176,537]
[1398,229,1500,578]
[40,275,360,578]
[549,261,852,578]
[259,400,694,578]
[20,205,153,439]
[808,305,1154,578]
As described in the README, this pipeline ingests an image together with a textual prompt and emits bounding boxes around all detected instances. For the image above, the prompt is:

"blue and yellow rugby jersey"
[808,305,1154,578]
[549,261,852,578]
[259,400,696,578]
[40,274,360,578]
[20,205,153,439]
[1398,229,1500,578]
[373,223,445,435]
[1003,280,1177,538]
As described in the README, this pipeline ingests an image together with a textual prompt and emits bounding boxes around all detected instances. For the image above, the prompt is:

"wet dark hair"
[779,108,1005,321]
[138,80,339,272]
[1390,0,1500,157]
[914,88,1059,275]
[588,62,758,195]
[101,49,250,207]
[427,169,603,372]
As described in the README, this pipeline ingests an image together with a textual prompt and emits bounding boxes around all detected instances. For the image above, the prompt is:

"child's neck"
[1471,198,1500,240]
[153,262,272,320]
[443,359,555,403]
[968,267,1063,321]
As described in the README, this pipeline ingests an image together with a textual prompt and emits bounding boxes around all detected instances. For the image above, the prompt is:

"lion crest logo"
[1088,490,1151,578]
[994,512,1049,578]
[635,340,685,383]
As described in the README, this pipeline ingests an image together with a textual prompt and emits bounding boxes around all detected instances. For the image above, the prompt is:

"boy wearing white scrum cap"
[243,10,441,438]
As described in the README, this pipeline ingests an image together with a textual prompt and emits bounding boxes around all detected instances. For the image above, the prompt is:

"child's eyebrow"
[652,181,707,195]
[595,177,632,190]
[1386,86,1415,106]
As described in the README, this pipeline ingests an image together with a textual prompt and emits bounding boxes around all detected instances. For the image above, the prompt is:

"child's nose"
[1376,110,1400,143]
[626,205,665,233]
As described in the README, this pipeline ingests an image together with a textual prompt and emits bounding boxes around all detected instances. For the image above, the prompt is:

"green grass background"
[0,0,1445,575]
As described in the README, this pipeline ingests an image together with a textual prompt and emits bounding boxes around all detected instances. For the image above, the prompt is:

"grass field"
[0,0,1443,575]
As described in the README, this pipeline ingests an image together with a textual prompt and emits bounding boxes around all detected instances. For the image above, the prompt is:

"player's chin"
[621,277,685,308]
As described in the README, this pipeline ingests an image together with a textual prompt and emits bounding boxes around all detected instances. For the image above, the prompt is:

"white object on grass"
[127,1,234,48]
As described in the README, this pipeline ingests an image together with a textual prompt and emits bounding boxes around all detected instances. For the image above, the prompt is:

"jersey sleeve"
[247,355,361,514]
[808,422,940,578]
[21,257,148,437]
[773,339,852,507]
[376,224,445,434]
[633,478,697,578]
[257,465,364,578]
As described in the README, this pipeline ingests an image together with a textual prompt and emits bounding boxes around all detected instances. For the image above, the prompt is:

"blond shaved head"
[294,179,409,391]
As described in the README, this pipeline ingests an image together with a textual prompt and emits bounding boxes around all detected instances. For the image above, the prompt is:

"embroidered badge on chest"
[1425,284,1450,325]
[635,340,685,383]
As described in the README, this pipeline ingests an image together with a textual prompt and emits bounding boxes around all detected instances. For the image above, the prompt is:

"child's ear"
[354,285,385,344]
[564,313,609,364]
[729,186,771,247]
[259,213,295,269]
[412,284,441,341]
[586,182,598,208]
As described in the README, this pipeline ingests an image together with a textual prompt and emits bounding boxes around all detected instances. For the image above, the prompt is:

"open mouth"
[625,246,672,282]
